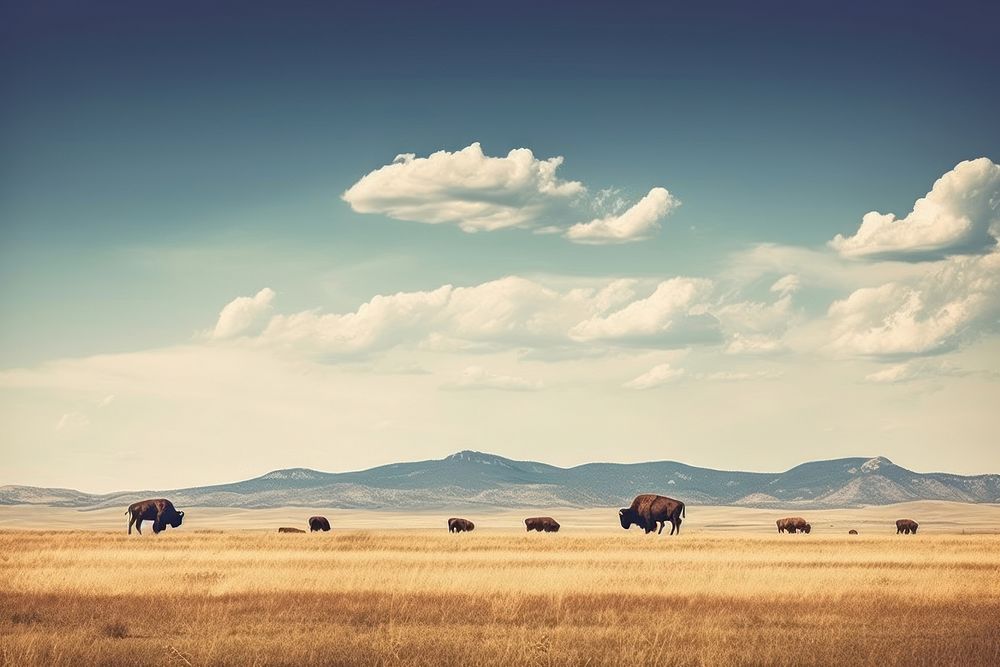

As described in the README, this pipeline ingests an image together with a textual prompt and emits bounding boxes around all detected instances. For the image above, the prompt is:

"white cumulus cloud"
[342,143,679,243]
[212,288,275,340]
[827,251,1000,357]
[249,276,719,358]
[830,158,1000,260]
[569,278,718,344]
[565,187,679,244]
[342,142,585,233]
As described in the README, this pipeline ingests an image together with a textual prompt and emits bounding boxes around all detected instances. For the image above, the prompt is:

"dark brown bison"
[896,519,919,534]
[278,527,305,533]
[619,494,685,535]
[524,517,560,532]
[448,518,475,533]
[776,517,811,534]
[126,499,184,535]
[848,529,859,535]
[308,516,331,532]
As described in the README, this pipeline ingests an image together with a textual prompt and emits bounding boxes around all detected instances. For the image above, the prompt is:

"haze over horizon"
[2,2,999,492]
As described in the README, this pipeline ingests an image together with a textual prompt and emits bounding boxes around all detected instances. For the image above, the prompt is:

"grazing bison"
[776,517,811,534]
[126,499,184,535]
[308,516,331,532]
[896,519,919,534]
[524,517,560,532]
[848,529,859,535]
[278,527,305,533]
[448,518,475,533]
[619,494,685,535]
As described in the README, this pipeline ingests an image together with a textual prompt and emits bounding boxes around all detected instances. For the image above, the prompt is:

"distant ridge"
[2,451,998,510]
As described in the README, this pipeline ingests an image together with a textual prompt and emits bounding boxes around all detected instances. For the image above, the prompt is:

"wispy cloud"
[623,363,684,389]
[55,412,89,432]
[443,366,543,391]
[565,187,679,244]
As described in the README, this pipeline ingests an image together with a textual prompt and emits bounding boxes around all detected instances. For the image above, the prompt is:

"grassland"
[3,499,1000,533]
[2,527,999,666]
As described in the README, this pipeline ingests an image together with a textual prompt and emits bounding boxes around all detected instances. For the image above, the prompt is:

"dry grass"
[5,500,1000,533]
[1,530,999,666]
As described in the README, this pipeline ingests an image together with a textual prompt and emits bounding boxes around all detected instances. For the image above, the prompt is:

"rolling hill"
[1,451,998,510]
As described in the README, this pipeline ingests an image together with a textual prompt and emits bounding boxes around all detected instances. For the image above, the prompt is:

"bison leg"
[127,513,135,535]
[671,518,681,535]
[135,518,143,535]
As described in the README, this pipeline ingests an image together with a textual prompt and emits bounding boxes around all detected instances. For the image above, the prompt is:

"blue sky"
[1,2,999,490]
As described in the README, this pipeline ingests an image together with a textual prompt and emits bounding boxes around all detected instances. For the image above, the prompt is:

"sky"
[1,1,999,492]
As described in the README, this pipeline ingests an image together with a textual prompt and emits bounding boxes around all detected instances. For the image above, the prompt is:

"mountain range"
[2,451,998,510]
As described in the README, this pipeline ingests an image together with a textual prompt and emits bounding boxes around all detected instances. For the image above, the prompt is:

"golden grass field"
[2,503,1000,666]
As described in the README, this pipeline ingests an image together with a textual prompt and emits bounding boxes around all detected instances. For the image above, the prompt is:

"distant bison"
[309,516,331,532]
[278,527,305,533]
[619,494,685,535]
[776,517,811,534]
[524,517,560,532]
[848,529,859,535]
[448,518,475,533]
[896,519,919,534]
[126,499,184,535]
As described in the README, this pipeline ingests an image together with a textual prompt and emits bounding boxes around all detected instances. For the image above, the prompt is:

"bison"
[278,527,305,533]
[619,494,685,535]
[309,516,331,532]
[848,529,859,535]
[126,499,184,535]
[896,519,919,534]
[524,517,560,532]
[448,518,475,533]
[776,517,811,534]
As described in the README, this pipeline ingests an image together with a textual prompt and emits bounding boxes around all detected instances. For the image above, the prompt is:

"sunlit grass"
[2,531,999,665]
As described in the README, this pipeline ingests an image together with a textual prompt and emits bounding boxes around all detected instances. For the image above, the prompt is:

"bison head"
[802,523,811,534]
[619,508,635,530]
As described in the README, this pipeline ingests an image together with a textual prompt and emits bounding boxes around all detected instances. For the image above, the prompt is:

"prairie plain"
[2,503,1000,666]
